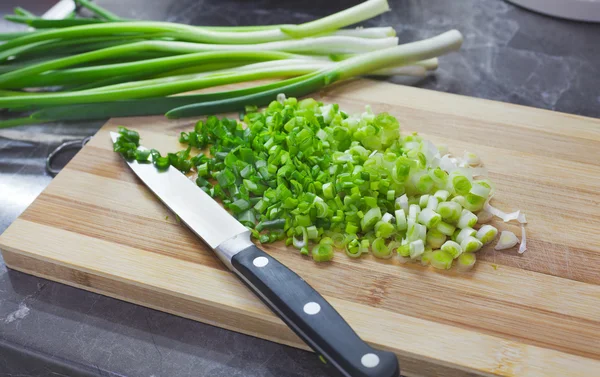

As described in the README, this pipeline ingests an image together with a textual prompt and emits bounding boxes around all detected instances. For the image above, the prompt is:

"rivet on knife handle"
[228,242,400,377]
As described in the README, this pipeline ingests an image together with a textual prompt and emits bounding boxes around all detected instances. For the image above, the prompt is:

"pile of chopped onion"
[115,96,528,269]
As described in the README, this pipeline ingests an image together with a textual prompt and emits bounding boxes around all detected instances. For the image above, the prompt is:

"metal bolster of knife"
[214,231,254,270]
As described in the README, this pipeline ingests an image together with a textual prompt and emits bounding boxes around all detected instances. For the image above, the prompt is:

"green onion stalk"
[167,30,463,118]
[1,0,391,50]
[0,0,464,128]
[0,31,460,127]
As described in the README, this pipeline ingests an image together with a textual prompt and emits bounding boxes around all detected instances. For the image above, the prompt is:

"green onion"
[420,249,434,266]
[426,229,446,249]
[375,220,396,238]
[460,236,483,253]
[108,88,513,271]
[434,189,450,201]
[417,208,441,228]
[436,201,461,223]
[13,7,36,18]
[456,209,478,229]
[345,238,362,258]
[6,51,303,88]
[166,30,463,118]
[0,31,35,41]
[372,237,392,259]
[430,250,453,270]
[440,240,462,259]
[470,182,491,198]
[425,196,439,211]
[408,204,420,220]
[436,221,456,237]
[454,227,477,244]
[394,209,407,231]
[456,252,476,271]
[397,243,410,257]
[312,243,334,262]
[75,0,122,21]
[476,225,498,245]
[419,194,430,208]
[0,0,465,129]
[395,194,409,212]
[361,207,382,231]
[409,239,425,259]
[452,174,471,195]
[451,195,467,208]
[464,193,486,212]
[281,0,390,38]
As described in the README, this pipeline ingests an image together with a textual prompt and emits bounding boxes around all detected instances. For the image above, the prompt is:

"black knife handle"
[231,244,400,377]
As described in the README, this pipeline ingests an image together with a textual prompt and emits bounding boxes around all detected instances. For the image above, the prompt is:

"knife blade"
[110,132,400,377]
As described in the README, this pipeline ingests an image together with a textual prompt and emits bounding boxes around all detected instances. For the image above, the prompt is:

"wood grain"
[1,79,599,376]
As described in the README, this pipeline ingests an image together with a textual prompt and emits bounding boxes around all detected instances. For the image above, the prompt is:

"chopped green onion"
[307,225,319,240]
[417,208,441,228]
[451,195,467,207]
[469,182,491,198]
[433,190,450,201]
[345,238,362,258]
[394,209,407,231]
[407,222,426,242]
[430,250,453,270]
[359,239,370,254]
[293,227,308,249]
[452,174,472,195]
[420,249,434,266]
[381,212,394,223]
[456,252,476,271]
[361,207,382,231]
[457,209,478,229]
[320,236,334,245]
[460,236,483,253]
[463,193,486,212]
[476,225,498,245]
[107,86,515,272]
[436,201,461,223]
[426,229,446,249]
[409,239,425,259]
[463,151,480,166]
[455,227,476,244]
[425,196,439,211]
[395,194,409,212]
[312,243,334,262]
[440,240,462,258]
[375,221,396,238]
[330,232,346,249]
[436,221,456,237]
[408,204,420,220]
[397,243,410,257]
[372,237,392,259]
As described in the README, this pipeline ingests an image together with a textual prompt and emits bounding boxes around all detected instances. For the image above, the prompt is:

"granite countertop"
[1,1,599,376]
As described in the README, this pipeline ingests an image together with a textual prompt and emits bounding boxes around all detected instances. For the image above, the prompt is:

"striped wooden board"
[1,79,599,377]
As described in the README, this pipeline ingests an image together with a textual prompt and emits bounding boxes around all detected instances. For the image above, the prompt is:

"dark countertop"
[0,1,599,376]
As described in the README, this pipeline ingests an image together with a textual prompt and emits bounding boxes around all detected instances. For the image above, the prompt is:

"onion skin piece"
[494,231,519,250]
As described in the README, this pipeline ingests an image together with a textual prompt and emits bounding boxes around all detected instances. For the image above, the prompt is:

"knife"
[110,132,400,377]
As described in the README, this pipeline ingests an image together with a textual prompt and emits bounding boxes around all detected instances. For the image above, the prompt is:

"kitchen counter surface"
[1,1,599,376]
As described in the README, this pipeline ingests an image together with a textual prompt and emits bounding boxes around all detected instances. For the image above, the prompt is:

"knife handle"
[231,244,400,377]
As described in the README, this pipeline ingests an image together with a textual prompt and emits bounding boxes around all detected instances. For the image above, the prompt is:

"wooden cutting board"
[1,79,599,377]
